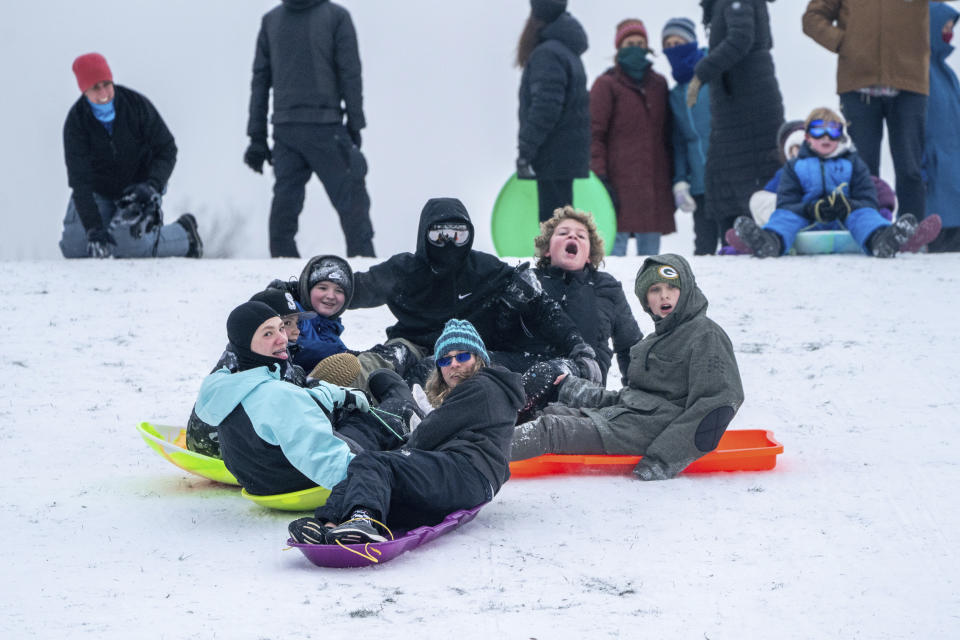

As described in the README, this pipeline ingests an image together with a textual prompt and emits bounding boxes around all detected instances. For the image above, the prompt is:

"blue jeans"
[60,193,190,258]
[611,232,661,256]
[840,90,927,219]
[764,207,889,254]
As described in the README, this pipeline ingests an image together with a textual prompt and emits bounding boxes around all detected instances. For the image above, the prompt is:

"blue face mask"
[616,46,652,83]
[663,41,704,85]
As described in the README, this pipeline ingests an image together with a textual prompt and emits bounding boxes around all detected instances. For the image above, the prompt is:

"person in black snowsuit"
[244,0,375,258]
[348,197,602,389]
[687,0,784,241]
[60,53,202,259]
[288,319,525,545]
[516,0,591,222]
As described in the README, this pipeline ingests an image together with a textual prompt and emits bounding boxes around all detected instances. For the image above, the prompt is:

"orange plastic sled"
[508,429,783,477]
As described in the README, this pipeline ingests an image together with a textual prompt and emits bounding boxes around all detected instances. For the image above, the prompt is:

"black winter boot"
[288,517,333,545]
[733,216,782,258]
[869,214,918,258]
[326,509,388,544]
[177,213,203,258]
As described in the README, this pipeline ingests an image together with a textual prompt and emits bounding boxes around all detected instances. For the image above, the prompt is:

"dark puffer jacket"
[63,85,177,232]
[695,0,784,223]
[407,367,525,493]
[519,265,642,385]
[350,198,586,355]
[518,12,591,180]
[590,65,676,234]
[247,0,364,141]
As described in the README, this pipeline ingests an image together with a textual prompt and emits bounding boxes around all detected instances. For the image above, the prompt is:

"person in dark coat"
[288,320,525,545]
[511,254,744,481]
[516,0,591,222]
[60,53,202,259]
[348,197,602,386]
[925,2,960,252]
[688,0,785,240]
[663,17,719,255]
[590,19,676,256]
[244,0,375,258]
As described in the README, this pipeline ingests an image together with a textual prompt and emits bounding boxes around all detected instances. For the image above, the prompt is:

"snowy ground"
[2,239,959,638]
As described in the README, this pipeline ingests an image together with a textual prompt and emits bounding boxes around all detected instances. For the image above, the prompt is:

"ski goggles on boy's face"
[436,352,473,367]
[807,119,844,140]
[427,223,471,247]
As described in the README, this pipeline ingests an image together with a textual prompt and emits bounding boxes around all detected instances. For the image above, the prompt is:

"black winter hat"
[250,288,316,319]
[307,258,352,296]
[777,119,805,162]
[531,0,566,22]
[227,301,280,351]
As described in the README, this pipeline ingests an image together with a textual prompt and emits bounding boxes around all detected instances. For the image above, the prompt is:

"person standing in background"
[589,19,675,257]
[688,0,785,242]
[923,1,960,252]
[803,0,954,224]
[244,0,376,259]
[662,17,718,255]
[516,0,591,223]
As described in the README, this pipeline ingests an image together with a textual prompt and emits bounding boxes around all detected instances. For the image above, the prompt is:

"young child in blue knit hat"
[288,319,524,546]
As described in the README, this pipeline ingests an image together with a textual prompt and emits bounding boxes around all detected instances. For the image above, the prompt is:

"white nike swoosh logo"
[458,293,472,299]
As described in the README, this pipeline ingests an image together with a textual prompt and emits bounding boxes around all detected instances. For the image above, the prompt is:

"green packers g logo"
[658,266,679,279]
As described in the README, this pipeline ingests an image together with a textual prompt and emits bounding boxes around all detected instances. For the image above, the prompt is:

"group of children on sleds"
[187,197,745,546]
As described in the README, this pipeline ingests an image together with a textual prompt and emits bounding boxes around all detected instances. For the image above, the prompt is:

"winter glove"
[346,124,362,149]
[516,157,537,180]
[501,262,543,310]
[86,227,117,258]
[244,139,272,174]
[341,388,370,413]
[568,343,602,384]
[686,75,703,108]
[815,186,852,223]
[114,184,162,239]
[672,181,697,213]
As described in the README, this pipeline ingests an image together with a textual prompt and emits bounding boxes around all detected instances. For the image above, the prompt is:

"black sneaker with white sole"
[326,517,388,545]
[176,213,203,258]
[288,517,332,545]
[733,216,782,258]
[869,214,918,258]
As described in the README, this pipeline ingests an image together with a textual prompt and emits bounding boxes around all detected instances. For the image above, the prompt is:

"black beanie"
[531,0,566,22]
[227,301,281,352]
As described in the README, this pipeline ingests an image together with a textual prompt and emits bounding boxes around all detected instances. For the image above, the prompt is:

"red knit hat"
[72,53,113,93]
[615,19,648,49]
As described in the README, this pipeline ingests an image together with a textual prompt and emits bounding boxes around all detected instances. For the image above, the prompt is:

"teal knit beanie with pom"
[433,319,490,366]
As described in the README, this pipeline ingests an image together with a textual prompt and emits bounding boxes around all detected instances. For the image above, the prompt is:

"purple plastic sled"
[287,504,484,568]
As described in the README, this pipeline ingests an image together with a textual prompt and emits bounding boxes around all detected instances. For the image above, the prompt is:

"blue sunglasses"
[807,119,844,140]
[437,352,473,367]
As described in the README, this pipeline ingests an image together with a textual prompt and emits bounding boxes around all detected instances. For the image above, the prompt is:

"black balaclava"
[226,301,289,374]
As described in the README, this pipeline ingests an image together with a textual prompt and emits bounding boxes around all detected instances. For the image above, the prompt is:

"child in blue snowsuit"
[733,107,919,258]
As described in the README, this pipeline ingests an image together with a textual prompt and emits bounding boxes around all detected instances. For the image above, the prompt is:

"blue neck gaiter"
[616,47,653,83]
[87,98,116,134]
[664,41,705,85]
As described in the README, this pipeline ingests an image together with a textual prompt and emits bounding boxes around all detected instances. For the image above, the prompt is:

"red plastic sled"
[509,429,782,478]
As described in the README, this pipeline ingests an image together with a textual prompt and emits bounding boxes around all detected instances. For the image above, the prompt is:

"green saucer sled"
[491,171,617,258]
[137,422,329,511]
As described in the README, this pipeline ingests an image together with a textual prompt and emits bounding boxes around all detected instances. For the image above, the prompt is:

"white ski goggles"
[427,223,471,247]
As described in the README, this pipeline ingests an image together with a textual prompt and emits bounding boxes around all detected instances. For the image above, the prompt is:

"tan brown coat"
[802,0,954,95]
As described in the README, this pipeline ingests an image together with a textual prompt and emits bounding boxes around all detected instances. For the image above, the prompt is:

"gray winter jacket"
[247,0,364,141]
[557,254,744,477]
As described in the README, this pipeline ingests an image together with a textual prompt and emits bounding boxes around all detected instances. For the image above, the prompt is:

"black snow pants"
[270,123,375,258]
[314,448,492,531]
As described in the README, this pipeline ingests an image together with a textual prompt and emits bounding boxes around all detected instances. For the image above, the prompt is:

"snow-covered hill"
[2,253,958,638]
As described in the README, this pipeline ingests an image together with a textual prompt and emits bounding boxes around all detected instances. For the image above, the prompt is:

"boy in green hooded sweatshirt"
[510,254,744,480]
